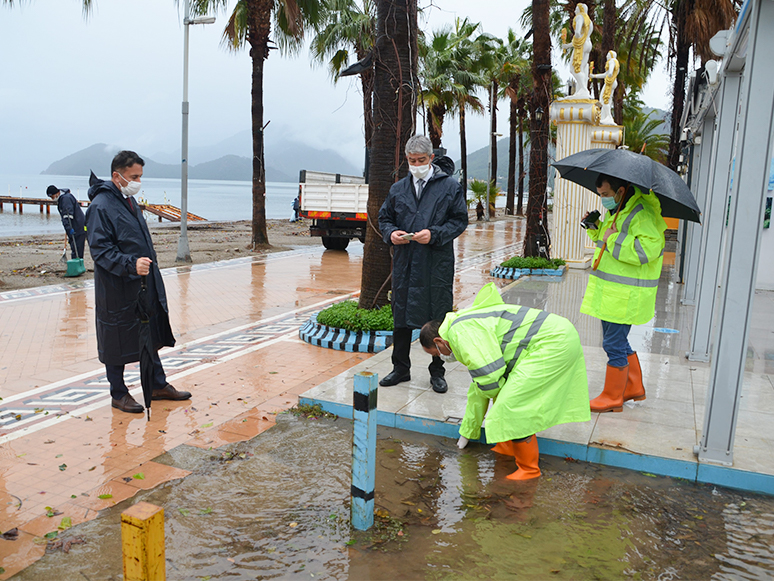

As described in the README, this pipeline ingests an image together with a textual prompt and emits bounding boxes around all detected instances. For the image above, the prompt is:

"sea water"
[0,173,300,237]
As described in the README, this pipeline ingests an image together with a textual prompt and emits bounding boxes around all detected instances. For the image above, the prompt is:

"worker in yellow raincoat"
[581,174,667,413]
[420,283,590,480]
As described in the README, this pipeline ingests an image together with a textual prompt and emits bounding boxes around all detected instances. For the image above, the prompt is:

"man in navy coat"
[85,150,191,413]
[46,185,86,261]
[378,135,468,393]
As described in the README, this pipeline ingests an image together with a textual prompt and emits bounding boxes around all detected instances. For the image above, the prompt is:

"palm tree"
[358,0,418,310]
[623,96,670,162]
[618,0,737,170]
[419,28,457,149]
[196,0,325,249]
[309,0,376,156]
[474,33,507,196]
[445,18,485,189]
[524,0,552,258]
[499,29,530,215]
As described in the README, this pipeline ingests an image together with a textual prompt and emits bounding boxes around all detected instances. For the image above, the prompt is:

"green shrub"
[316,301,394,332]
[500,256,566,270]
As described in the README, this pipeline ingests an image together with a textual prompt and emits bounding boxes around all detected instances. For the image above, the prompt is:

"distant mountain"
[149,128,362,181]
[461,138,556,191]
[189,155,292,182]
[43,133,359,183]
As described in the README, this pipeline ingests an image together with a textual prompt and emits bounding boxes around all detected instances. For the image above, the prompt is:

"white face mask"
[409,164,431,180]
[439,351,456,363]
[119,174,141,197]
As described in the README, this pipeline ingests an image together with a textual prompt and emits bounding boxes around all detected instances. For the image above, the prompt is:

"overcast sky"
[0,0,672,175]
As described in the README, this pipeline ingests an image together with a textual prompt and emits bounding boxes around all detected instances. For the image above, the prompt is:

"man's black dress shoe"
[379,371,411,386]
[111,394,144,413]
[430,376,448,394]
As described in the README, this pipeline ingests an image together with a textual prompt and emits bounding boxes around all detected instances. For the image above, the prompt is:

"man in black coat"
[378,135,469,393]
[46,185,86,261]
[85,150,191,413]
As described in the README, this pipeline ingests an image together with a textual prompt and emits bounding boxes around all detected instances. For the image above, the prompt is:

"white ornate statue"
[560,3,593,100]
[590,50,620,125]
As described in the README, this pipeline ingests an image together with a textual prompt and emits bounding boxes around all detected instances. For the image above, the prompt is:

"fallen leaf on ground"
[133,473,145,480]
[97,494,112,500]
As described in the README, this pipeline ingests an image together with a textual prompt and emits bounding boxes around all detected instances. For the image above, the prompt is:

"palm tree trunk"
[525,0,551,258]
[459,104,468,188]
[506,94,517,215]
[428,104,444,149]
[517,109,524,216]
[667,3,690,171]
[361,67,374,149]
[247,0,271,248]
[359,0,418,310]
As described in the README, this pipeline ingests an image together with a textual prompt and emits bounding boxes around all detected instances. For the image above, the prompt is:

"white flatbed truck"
[298,170,368,250]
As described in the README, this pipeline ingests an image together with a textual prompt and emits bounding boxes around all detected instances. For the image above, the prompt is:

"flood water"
[17,414,774,580]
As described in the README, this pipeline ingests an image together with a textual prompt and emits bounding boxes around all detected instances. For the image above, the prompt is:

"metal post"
[687,73,742,361]
[122,502,165,580]
[681,115,715,303]
[351,371,377,530]
[485,81,495,222]
[176,0,192,263]
[698,0,774,465]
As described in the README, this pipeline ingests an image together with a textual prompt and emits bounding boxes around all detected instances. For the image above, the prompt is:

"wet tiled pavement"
[2,216,773,577]
[0,218,523,577]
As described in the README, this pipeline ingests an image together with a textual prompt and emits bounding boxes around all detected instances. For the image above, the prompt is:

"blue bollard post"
[351,371,378,531]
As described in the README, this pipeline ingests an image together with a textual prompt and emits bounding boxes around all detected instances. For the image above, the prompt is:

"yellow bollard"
[121,502,165,581]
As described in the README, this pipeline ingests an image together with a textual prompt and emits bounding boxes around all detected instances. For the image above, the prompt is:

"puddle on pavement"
[17,414,774,580]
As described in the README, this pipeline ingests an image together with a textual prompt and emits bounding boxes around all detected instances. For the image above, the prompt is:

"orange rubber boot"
[590,364,629,413]
[491,441,516,456]
[505,435,541,481]
[623,352,646,402]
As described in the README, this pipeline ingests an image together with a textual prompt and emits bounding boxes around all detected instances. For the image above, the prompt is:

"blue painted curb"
[490,265,566,279]
[299,314,419,353]
[298,395,774,497]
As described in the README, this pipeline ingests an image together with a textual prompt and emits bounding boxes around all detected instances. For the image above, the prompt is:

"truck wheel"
[322,237,349,250]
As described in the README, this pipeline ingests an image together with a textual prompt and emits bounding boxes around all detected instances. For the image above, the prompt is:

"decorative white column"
[550,99,600,266]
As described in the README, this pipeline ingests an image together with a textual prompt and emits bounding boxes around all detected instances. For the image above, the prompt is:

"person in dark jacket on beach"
[378,135,469,394]
[46,185,86,260]
[85,150,191,414]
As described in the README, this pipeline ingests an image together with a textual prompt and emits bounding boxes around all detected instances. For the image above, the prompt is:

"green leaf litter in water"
[178,508,190,516]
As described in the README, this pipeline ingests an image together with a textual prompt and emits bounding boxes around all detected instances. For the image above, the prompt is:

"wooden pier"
[0,197,205,222]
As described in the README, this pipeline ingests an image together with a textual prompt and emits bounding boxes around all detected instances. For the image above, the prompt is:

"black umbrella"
[552,148,701,223]
[136,275,155,420]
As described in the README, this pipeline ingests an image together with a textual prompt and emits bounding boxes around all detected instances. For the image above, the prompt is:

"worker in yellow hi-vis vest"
[420,283,590,481]
[581,174,667,414]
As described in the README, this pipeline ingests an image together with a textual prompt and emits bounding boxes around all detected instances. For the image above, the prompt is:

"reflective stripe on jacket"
[439,283,590,442]
[581,186,667,325]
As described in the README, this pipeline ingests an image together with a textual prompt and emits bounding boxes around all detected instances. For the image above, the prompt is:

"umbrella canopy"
[136,276,155,420]
[552,148,701,223]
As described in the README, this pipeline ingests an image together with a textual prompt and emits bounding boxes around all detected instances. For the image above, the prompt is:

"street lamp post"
[176,0,215,263]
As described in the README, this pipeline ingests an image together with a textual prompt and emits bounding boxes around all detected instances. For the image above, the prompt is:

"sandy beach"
[0,218,318,291]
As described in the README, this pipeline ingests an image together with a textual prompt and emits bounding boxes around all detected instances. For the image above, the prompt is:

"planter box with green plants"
[299,300,419,353]
[490,256,567,279]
